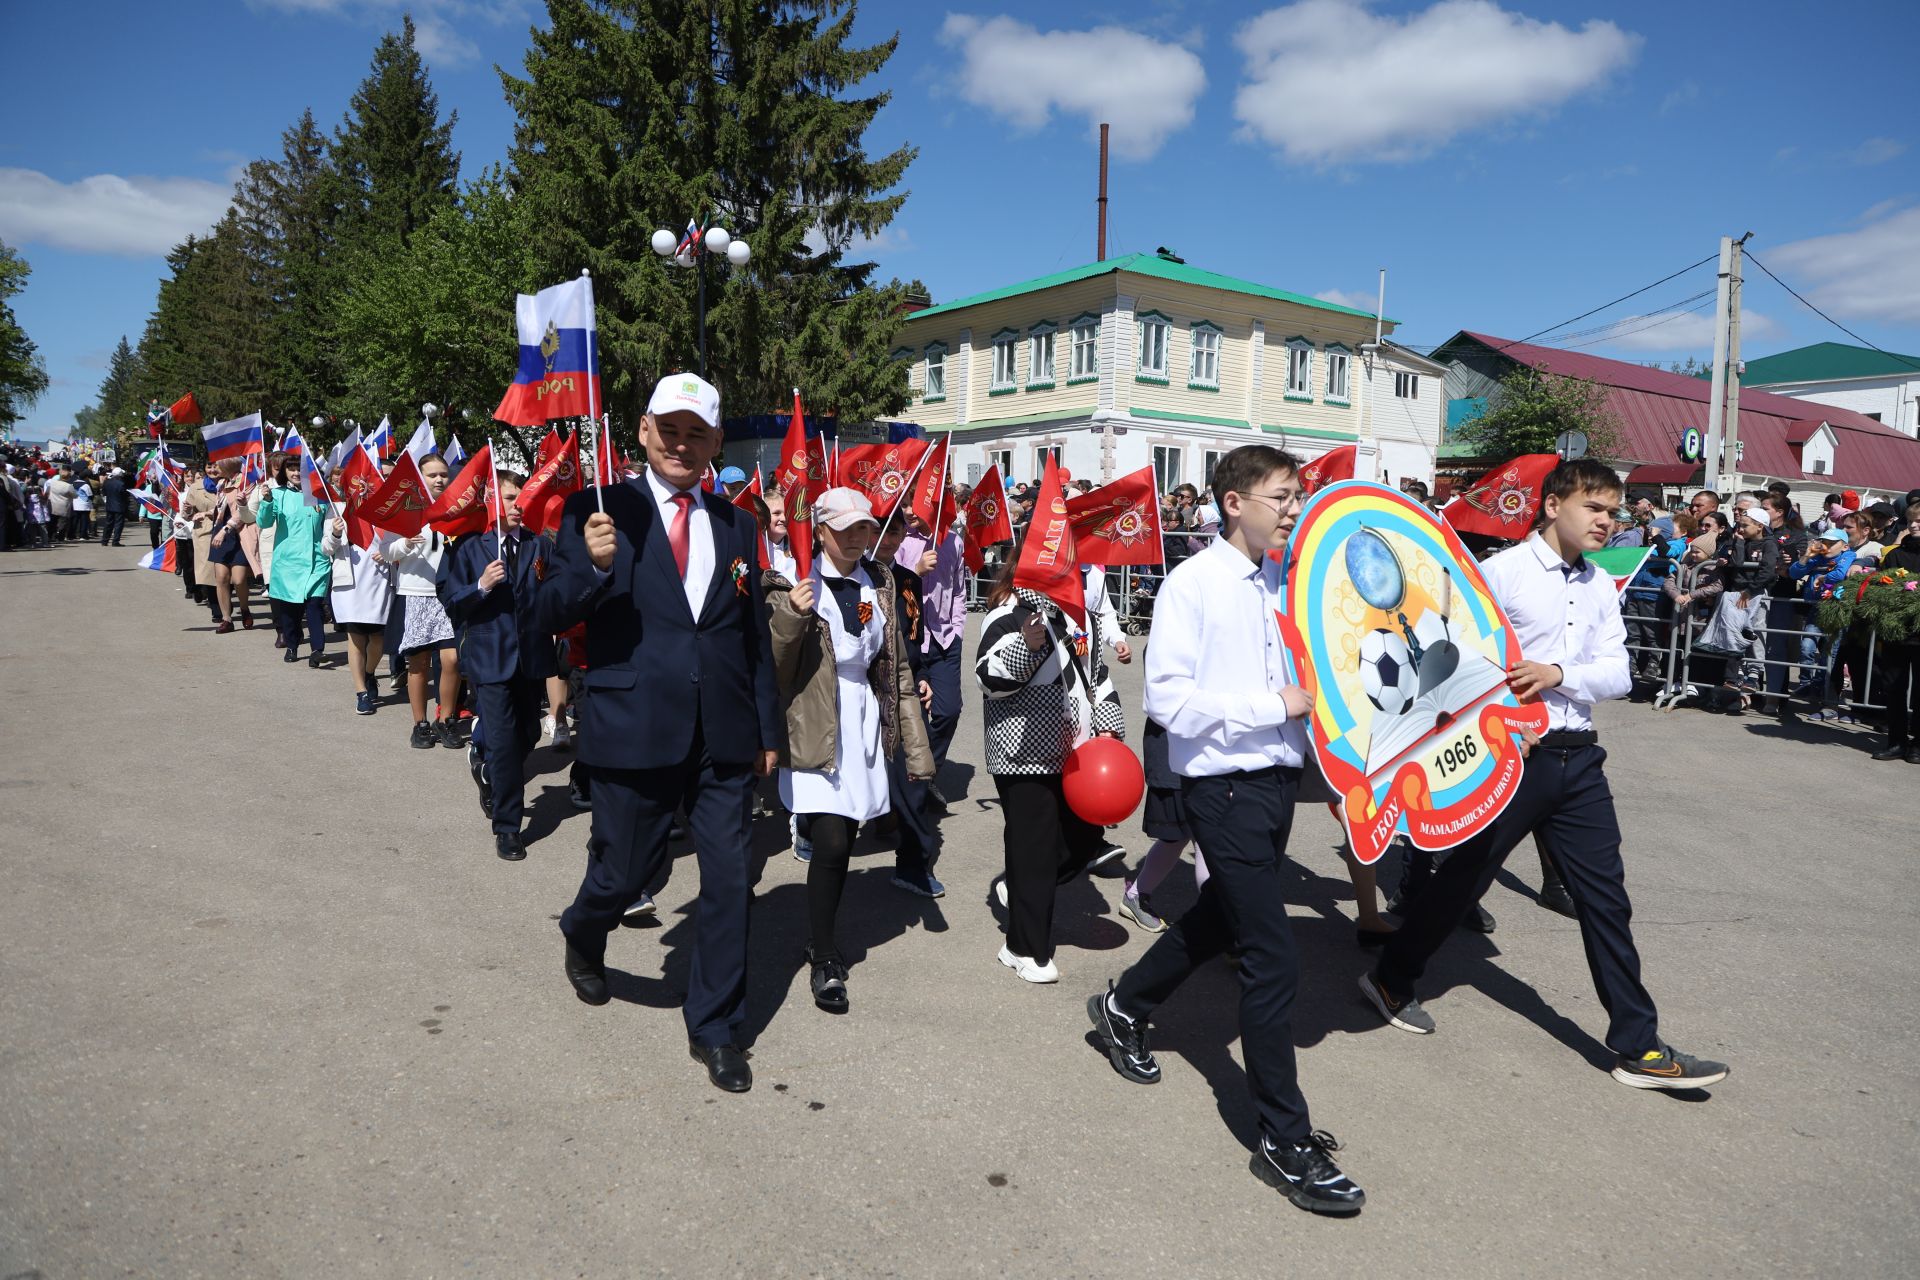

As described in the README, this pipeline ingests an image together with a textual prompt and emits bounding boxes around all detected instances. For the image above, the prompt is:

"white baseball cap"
[813,486,879,530]
[646,373,721,428]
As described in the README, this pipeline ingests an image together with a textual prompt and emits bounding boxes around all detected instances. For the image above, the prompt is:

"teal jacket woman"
[255,486,330,603]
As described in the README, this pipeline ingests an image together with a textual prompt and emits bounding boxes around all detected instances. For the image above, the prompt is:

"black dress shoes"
[495,831,525,862]
[1871,742,1909,761]
[1538,879,1579,918]
[690,1041,752,1093]
[283,647,300,663]
[564,942,609,1005]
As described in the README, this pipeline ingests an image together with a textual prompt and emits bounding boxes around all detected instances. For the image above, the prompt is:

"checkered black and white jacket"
[975,588,1125,776]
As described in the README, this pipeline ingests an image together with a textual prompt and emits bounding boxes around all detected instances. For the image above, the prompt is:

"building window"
[1152,445,1184,495]
[1201,449,1227,493]
[1034,444,1063,477]
[1137,312,1170,383]
[1286,339,1313,399]
[1326,346,1351,404]
[924,344,946,402]
[1069,315,1099,383]
[990,329,1018,394]
[1394,370,1419,399]
[987,448,1013,484]
[1189,322,1221,390]
[1028,323,1056,389]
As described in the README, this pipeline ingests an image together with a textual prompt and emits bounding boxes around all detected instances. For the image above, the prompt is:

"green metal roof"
[906,252,1387,323]
[1740,341,1920,386]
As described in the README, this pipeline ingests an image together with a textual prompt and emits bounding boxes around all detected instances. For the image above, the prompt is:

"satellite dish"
[1555,430,1588,460]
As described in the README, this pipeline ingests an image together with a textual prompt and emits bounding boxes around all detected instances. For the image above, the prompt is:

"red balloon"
[1061,736,1146,826]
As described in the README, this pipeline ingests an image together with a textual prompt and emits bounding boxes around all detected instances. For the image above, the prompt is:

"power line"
[1493,253,1718,351]
[1556,297,1715,351]
[1743,249,1920,376]
[1545,289,1716,346]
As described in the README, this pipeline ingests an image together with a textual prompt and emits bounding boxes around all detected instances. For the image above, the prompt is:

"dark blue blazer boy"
[440,528,559,685]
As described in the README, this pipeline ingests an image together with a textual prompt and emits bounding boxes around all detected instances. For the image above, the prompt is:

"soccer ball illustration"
[1359,629,1414,716]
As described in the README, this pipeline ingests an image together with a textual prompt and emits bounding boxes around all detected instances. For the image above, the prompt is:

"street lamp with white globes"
[651,220,751,376]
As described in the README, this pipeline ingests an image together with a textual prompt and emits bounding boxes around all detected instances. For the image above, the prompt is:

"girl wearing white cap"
[767,486,935,1014]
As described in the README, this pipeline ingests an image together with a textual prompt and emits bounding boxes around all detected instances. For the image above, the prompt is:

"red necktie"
[668,491,694,579]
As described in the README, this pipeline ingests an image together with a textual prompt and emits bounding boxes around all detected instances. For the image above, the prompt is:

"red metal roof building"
[1434,331,1920,500]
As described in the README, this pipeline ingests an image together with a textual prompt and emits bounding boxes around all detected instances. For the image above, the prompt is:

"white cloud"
[1233,0,1640,164]
[0,168,233,257]
[938,15,1207,161]
[1846,137,1907,166]
[1597,308,1775,353]
[411,13,481,65]
[1658,81,1698,114]
[1770,204,1920,328]
[246,0,519,67]
[1313,287,1376,311]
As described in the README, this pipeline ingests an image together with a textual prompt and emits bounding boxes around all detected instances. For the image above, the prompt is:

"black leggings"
[804,813,858,963]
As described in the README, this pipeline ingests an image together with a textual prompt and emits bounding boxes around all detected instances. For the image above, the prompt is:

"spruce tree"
[332,14,460,253]
[94,335,144,436]
[501,0,918,421]
[0,238,50,430]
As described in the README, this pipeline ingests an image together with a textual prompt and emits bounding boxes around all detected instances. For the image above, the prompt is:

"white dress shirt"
[644,465,716,620]
[1481,532,1631,733]
[1082,564,1123,656]
[1144,535,1306,777]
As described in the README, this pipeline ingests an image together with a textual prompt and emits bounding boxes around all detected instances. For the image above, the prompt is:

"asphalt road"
[3,538,1916,1278]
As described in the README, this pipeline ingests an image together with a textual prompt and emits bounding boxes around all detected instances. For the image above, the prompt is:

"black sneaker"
[1611,1044,1729,1090]
[568,780,592,812]
[410,719,435,750]
[434,718,460,749]
[1463,903,1496,933]
[808,953,849,1015]
[355,690,375,716]
[1358,972,1436,1034]
[1086,984,1160,1084]
[468,742,492,820]
[1249,1131,1365,1215]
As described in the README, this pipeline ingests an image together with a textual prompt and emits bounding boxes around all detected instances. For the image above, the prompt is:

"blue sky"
[4,0,1918,439]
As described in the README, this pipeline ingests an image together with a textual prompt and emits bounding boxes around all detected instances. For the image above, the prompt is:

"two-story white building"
[1741,342,1920,439]
[892,250,1445,495]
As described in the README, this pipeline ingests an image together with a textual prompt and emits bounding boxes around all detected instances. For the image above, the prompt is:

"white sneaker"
[541,714,556,742]
[998,945,1058,984]
[552,714,572,752]
[994,878,1009,909]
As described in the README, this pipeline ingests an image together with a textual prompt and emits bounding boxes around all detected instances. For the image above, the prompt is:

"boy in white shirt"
[1086,444,1365,1216]
[1360,459,1730,1092]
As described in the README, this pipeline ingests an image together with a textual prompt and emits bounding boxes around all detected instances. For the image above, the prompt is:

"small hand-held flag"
[908,437,954,535]
[732,466,771,569]
[403,419,437,462]
[1441,453,1559,541]
[495,276,600,426]
[424,444,497,538]
[135,541,178,572]
[841,438,930,519]
[1013,456,1085,625]
[961,465,1013,572]
[335,445,384,547]
[773,389,829,581]
[200,413,265,465]
[357,451,433,537]
[515,429,582,535]
[443,433,467,470]
[299,447,337,510]
[1065,466,1165,566]
[365,416,394,462]
[167,392,203,429]
[1298,443,1357,495]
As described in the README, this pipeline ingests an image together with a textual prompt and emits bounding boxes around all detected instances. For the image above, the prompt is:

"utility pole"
[1723,233,1752,489]
[1703,236,1733,495]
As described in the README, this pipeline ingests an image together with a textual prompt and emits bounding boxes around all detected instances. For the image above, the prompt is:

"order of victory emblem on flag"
[1461,460,1543,525]
[1085,497,1150,547]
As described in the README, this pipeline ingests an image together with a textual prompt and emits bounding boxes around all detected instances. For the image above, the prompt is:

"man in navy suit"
[537,373,779,1094]
[439,472,557,862]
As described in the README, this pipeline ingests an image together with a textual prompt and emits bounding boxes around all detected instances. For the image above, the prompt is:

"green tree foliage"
[136,212,275,422]
[502,0,918,420]
[93,335,144,437]
[331,14,460,255]
[1454,365,1625,463]
[1,238,51,430]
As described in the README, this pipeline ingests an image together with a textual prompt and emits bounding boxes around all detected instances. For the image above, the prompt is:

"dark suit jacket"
[102,476,128,514]
[438,530,559,686]
[536,477,778,770]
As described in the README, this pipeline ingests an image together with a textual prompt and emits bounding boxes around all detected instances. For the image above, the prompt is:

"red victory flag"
[774,390,829,580]
[732,467,772,569]
[168,392,203,429]
[1065,466,1165,566]
[1298,443,1357,494]
[840,438,930,518]
[357,451,434,538]
[424,444,498,538]
[1013,456,1085,624]
[1441,453,1559,541]
[908,436,954,533]
[961,464,1013,571]
[515,429,581,535]
[536,428,562,467]
[335,445,383,547]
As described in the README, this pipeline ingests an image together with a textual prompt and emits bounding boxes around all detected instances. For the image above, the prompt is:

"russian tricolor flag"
[366,416,393,462]
[201,413,264,464]
[136,541,177,573]
[494,276,599,426]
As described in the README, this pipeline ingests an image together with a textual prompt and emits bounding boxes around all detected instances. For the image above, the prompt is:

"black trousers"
[176,537,197,593]
[1115,767,1312,1145]
[804,813,858,962]
[473,675,542,834]
[561,719,755,1047]
[1377,742,1660,1059]
[149,520,162,549]
[921,636,964,768]
[98,511,127,545]
[993,772,1108,965]
[272,597,327,652]
[1881,645,1919,747]
[887,745,936,877]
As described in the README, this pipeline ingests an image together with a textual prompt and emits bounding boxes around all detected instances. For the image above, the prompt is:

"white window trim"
[1136,311,1171,385]
[1325,343,1352,406]
[989,328,1019,395]
[1027,321,1057,390]
[1188,320,1223,391]
[1068,313,1100,385]
[1394,370,1420,400]
[1284,337,1314,401]
[1150,440,1185,494]
[923,343,947,403]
